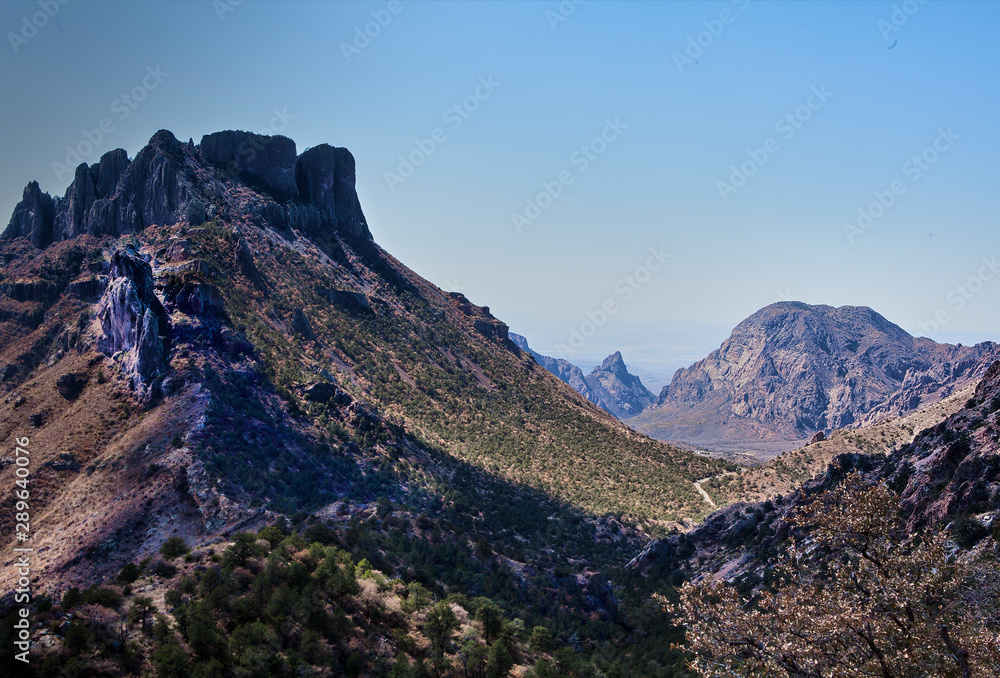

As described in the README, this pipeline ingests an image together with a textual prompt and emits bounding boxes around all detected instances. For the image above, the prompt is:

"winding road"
[693,476,717,508]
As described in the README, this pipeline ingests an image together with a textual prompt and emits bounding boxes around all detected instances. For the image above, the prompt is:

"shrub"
[160,536,190,559]
[951,514,989,549]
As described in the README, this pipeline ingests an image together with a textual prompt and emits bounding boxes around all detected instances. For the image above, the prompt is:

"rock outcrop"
[200,130,298,198]
[3,129,374,247]
[96,248,169,393]
[295,144,370,239]
[4,181,55,248]
[628,302,1000,455]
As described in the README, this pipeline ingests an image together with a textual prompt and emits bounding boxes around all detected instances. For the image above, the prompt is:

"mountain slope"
[628,302,1000,459]
[702,379,978,505]
[509,333,654,418]
[628,359,1000,588]
[0,129,732,604]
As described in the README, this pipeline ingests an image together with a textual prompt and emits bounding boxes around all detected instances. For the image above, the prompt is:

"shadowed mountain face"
[0,129,730,604]
[627,302,1000,458]
[509,333,654,419]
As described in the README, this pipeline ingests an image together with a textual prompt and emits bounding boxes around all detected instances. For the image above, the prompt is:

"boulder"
[304,381,351,406]
[56,372,88,399]
[292,308,313,340]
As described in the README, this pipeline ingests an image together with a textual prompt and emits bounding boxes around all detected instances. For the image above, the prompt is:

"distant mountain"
[510,333,654,419]
[627,302,1000,458]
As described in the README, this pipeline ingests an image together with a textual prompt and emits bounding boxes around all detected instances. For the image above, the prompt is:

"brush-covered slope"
[701,379,979,506]
[628,360,1000,589]
[628,301,1000,458]
[509,333,654,418]
[0,128,731,599]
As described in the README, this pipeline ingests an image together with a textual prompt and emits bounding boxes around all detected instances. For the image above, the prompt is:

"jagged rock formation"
[95,248,169,395]
[2,129,372,248]
[628,302,1000,456]
[587,351,656,418]
[5,181,55,247]
[510,333,654,419]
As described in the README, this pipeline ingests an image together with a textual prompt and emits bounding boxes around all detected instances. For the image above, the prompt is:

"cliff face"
[2,129,372,248]
[628,302,1000,456]
[95,248,169,396]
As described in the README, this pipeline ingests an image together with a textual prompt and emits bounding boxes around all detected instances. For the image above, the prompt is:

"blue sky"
[2,0,998,388]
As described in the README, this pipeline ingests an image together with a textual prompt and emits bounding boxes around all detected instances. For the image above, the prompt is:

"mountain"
[0,129,733,676]
[509,333,654,418]
[628,358,1000,584]
[628,301,1000,459]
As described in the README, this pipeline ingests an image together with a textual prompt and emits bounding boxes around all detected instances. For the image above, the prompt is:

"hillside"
[0,129,733,676]
[701,379,978,506]
[628,302,1000,459]
[509,333,654,418]
[628,360,1000,591]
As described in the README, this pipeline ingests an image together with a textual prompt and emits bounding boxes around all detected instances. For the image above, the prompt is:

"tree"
[473,598,504,644]
[129,596,156,634]
[223,532,264,569]
[160,536,190,559]
[675,473,1000,677]
[529,626,554,654]
[424,602,459,676]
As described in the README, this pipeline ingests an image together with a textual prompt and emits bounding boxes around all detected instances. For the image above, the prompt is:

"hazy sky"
[2,0,998,384]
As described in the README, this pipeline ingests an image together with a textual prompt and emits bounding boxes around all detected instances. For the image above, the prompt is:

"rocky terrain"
[628,302,1000,459]
[701,380,978,504]
[628,360,1000,590]
[509,333,654,419]
[0,129,732,676]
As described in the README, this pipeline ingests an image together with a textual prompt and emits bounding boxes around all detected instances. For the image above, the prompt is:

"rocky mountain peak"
[597,350,627,375]
[510,334,654,419]
[3,128,372,250]
[628,301,1000,457]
